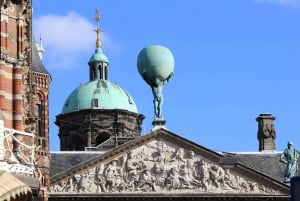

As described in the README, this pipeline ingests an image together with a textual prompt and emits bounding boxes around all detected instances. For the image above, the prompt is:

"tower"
[55,9,144,151]
[31,34,52,191]
[0,1,52,200]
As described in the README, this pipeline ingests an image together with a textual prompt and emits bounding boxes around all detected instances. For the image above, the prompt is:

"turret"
[56,9,144,151]
[88,8,109,81]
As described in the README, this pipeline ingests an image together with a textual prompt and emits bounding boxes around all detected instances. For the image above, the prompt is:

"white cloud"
[33,12,121,70]
[255,0,300,8]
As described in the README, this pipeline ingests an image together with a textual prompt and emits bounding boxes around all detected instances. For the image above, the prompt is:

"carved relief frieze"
[50,139,280,194]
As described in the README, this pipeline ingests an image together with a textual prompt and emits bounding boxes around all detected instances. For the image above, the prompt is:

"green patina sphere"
[137,45,174,84]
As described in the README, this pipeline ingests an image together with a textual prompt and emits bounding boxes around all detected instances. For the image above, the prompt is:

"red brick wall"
[1,1,52,199]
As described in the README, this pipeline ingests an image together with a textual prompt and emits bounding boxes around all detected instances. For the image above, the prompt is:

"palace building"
[49,8,291,201]
[0,1,297,201]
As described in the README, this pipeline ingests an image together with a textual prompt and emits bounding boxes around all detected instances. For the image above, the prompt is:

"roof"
[12,173,40,190]
[50,152,100,177]
[31,35,50,75]
[61,79,138,114]
[88,47,109,64]
[233,153,288,182]
[50,128,289,197]
[50,132,291,185]
[0,171,32,201]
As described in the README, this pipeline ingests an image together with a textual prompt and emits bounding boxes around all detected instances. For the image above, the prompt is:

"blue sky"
[33,0,300,152]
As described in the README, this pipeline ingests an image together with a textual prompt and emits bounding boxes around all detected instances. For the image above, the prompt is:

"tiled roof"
[32,35,50,75]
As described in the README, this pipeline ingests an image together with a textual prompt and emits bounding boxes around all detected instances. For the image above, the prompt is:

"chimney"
[256,113,276,151]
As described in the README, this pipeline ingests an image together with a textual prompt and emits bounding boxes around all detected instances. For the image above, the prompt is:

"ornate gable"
[50,128,289,197]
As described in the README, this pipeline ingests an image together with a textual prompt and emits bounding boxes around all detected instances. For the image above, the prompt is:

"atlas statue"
[137,45,174,123]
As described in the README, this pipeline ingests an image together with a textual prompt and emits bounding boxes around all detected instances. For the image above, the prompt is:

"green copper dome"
[61,80,138,114]
[89,47,109,64]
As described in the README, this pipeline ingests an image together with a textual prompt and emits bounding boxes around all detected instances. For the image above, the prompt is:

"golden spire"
[94,8,102,48]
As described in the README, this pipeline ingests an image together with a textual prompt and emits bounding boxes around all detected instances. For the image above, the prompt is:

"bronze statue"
[137,45,174,123]
[279,141,300,182]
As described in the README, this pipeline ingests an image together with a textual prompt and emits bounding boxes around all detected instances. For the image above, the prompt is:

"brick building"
[0,0,51,200]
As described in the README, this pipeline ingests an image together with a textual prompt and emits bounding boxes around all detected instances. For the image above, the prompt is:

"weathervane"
[94,8,102,48]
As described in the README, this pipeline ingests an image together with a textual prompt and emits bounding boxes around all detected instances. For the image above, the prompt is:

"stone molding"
[50,135,286,195]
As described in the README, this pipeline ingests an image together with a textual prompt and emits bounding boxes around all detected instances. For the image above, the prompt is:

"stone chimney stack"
[256,113,276,151]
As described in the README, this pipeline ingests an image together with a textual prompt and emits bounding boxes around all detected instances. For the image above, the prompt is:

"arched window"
[35,92,47,152]
[35,94,44,137]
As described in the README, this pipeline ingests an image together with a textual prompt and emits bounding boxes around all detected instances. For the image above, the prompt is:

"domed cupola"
[55,9,144,151]
[88,15,110,81]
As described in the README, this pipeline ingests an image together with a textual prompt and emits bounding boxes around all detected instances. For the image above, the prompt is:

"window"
[36,103,42,117]
[36,103,44,137]
[92,99,98,108]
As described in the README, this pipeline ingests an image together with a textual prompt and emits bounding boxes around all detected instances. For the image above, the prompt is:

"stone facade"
[56,109,144,151]
[49,129,289,200]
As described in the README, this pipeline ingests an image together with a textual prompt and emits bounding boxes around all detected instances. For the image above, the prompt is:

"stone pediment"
[50,128,289,196]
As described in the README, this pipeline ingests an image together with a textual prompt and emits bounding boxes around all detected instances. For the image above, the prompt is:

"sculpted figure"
[70,175,81,192]
[151,78,164,119]
[137,45,174,120]
[54,180,68,192]
[104,160,122,192]
[280,141,300,182]
[263,124,275,139]
[198,159,209,190]
[166,167,181,190]
[152,149,166,174]
[186,150,197,179]
[209,165,225,189]
[171,147,185,165]
[60,178,72,192]
[137,169,155,191]
[141,71,172,120]
[178,164,190,188]
[237,176,249,192]
[249,182,260,192]
[77,173,89,192]
[224,169,238,190]
[125,152,140,191]
[94,166,106,192]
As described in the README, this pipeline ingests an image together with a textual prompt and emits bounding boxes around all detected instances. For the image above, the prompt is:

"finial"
[36,33,45,60]
[94,8,102,48]
[39,33,43,47]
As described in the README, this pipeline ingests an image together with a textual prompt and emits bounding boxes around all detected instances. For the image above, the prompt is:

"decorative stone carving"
[0,128,42,179]
[256,113,276,151]
[57,109,145,151]
[50,139,280,194]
